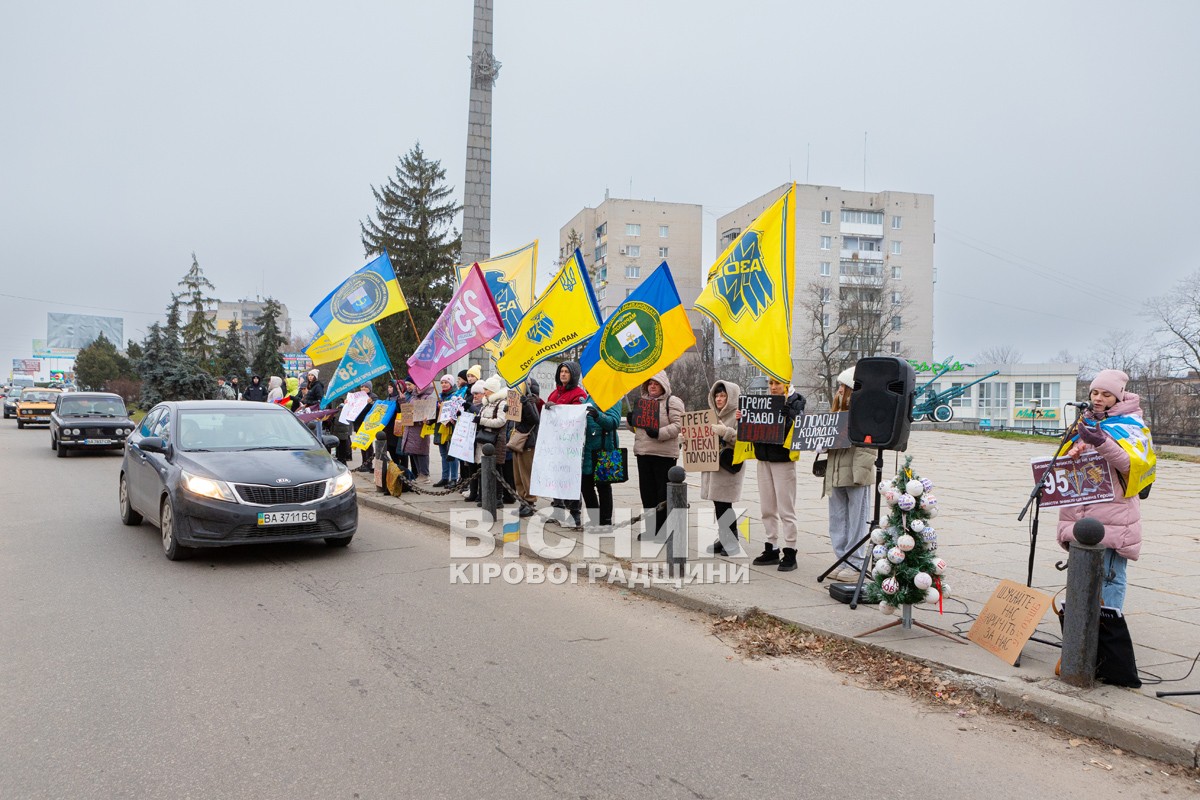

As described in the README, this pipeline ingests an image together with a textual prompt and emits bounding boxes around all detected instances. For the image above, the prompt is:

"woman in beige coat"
[823,368,877,581]
[701,381,745,557]
[626,371,684,541]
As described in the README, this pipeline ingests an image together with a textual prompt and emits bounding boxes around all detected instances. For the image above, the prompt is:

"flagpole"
[405,308,421,342]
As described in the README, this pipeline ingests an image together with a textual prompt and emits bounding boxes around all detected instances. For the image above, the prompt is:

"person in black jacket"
[352,382,378,473]
[242,375,268,402]
[511,378,541,516]
[303,369,325,409]
[745,379,806,572]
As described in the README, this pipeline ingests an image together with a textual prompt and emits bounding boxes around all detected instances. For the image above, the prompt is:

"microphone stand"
[1016,405,1084,587]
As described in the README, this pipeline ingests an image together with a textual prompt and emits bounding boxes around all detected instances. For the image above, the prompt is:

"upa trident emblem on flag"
[712,230,773,321]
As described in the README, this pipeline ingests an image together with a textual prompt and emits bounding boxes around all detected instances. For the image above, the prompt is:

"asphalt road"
[0,418,1190,799]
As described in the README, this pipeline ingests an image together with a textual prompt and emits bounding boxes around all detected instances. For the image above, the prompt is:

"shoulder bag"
[593,427,628,484]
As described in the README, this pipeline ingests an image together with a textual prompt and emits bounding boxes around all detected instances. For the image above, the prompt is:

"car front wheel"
[56,440,68,457]
[119,474,143,526]
[160,497,192,561]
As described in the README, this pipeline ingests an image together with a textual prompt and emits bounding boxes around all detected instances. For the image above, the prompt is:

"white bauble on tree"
[913,572,933,590]
[896,534,916,552]
[884,490,899,506]
[869,528,886,545]
[897,493,916,511]
[880,602,897,616]
[878,480,893,495]
[940,582,951,598]
[926,505,939,519]
[905,479,924,497]
[873,560,892,576]
[872,544,888,560]
[882,577,900,595]
[931,558,947,575]
[924,587,941,604]
[887,547,906,564]
[909,518,926,533]
[919,494,937,510]
[920,478,934,493]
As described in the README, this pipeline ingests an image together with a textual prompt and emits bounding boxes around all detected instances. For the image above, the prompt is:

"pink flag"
[406,263,504,389]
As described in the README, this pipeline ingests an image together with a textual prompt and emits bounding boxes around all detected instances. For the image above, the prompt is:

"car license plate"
[35,416,50,422]
[84,438,114,445]
[257,510,317,526]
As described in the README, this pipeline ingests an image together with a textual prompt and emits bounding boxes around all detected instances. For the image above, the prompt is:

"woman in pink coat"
[1056,369,1151,610]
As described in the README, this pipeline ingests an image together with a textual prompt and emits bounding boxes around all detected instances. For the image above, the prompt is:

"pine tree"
[360,142,461,360]
[867,456,950,613]
[137,295,215,405]
[251,298,287,380]
[215,319,249,380]
[178,253,218,370]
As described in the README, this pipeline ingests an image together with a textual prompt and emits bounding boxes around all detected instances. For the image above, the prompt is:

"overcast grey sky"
[3,1,1198,375]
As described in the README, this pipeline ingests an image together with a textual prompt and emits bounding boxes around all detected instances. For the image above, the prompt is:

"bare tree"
[977,344,1023,364]
[798,275,912,409]
[1145,269,1200,375]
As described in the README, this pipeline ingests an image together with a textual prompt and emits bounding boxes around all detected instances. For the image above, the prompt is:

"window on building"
[891,291,902,306]
[595,222,607,238]
[821,210,832,224]
[626,244,640,257]
[598,266,608,282]
[890,341,902,354]
[659,225,669,237]
[891,315,902,331]
[822,312,830,328]
[659,247,668,258]
[891,215,902,230]
[841,210,884,225]
[820,261,831,276]
[1014,382,1061,427]
[625,265,640,279]
[626,287,636,298]
[949,384,973,408]
[598,286,607,301]
[594,242,607,262]
[820,236,832,250]
[626,223,640,236]
[720,228,741,247]
[978,382,1010,414]
[892,265,903,279]
[891,241,903,255]
[820,287,831,303]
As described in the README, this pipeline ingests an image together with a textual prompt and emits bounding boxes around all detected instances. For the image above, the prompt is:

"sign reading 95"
[1029,451,1115,509]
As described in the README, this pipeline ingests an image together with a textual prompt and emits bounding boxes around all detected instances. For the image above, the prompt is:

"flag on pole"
[304,331,353,365]
[494,249,602,386]
[405,263,504,390]
[321,325,393,408]
[350,400,397,450]
[455,240,538,343]
[310,252,409,344]
[579,262,696,411]
[693,183,796,382]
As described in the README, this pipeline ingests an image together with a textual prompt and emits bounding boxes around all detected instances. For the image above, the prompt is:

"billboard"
[13,359,41,374]
[46,313,123,350]
[282,353,314,376]
[32,339,80,358]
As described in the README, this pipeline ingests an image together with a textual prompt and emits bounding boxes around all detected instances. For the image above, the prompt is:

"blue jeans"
[1101,549,1128,610]
[439,441,458,482]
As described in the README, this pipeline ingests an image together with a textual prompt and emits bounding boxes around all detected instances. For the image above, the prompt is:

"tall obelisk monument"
[462,0,500,267]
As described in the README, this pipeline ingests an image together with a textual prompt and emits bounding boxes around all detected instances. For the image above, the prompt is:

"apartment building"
[715,183,935,396]
[559,196,704,333]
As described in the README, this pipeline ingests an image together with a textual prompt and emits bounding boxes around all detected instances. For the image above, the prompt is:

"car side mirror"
[321,434,339,450]
[140,436,166,454]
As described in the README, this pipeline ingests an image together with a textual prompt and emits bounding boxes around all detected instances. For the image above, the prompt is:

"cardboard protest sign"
[791,411,850,451]
[411,395,437,422]
[632,396,659,429]
[529,404,589,499]
[338,391,371,425]
[449,413,478,463]
[737,394,788,444]
[438,395,465,424]
[1030,452,1115,509]
[506,389,522,422]
[967,580,1054,665]
[680,410,720,472]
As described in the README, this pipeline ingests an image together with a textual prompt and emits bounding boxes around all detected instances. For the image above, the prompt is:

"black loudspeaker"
[848,357,915,450]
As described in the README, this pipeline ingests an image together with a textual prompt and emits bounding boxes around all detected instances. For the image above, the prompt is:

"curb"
[356,484,1200,768]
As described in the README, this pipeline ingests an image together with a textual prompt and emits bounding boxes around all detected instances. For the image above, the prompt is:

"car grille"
[234,482,326,505]
[232,520,340,538]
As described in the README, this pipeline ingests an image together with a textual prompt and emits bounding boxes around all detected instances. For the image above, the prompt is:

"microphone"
[1064,401,1091,410]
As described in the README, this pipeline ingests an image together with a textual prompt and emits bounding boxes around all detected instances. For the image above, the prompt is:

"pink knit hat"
[1089,369,1128,399]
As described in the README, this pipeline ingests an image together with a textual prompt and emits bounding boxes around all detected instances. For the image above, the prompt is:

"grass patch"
[942,429,1057,444]
[129,408,146,423]
[1159,450,1200,464]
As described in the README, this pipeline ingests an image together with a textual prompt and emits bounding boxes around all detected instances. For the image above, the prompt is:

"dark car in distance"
[120,400,358,560]
[51,392,136,457]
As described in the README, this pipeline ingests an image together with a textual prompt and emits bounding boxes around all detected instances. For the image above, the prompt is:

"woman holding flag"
[1056,369,1154,610]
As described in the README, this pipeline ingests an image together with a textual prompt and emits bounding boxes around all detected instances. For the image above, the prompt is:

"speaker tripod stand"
[817,449,884,609]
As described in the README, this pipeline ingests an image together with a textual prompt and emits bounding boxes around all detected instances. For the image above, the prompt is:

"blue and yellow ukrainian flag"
[310,252,409,344]
[580,261,696,411]
[304,331,353,365]
[694,183,795,383]
[495,249,602,386]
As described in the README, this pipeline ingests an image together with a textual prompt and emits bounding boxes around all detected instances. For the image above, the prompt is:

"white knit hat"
[837,367,856,389]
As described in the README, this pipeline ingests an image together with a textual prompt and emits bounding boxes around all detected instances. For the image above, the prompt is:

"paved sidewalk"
[355,430,1200,766]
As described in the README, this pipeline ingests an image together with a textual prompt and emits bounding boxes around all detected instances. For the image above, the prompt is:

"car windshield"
[60,398,127,417]
[21,391,57,403]
[177,409,318,452]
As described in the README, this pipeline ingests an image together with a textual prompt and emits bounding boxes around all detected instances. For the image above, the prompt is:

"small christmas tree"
[866,456,950,616]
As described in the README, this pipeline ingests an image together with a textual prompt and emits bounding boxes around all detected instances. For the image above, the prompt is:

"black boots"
[778,547,797,572]
[753,543,779,565]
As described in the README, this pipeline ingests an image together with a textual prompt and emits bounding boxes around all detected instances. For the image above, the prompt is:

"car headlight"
[328,469,355,497]
[72,428,81,435]
[181,470,237,503]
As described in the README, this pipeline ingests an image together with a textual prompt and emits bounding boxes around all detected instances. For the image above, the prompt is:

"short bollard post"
[1060,517,1106,688]
[665,466,689,577]
[480,443,498,526]
[374,431,388,493]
